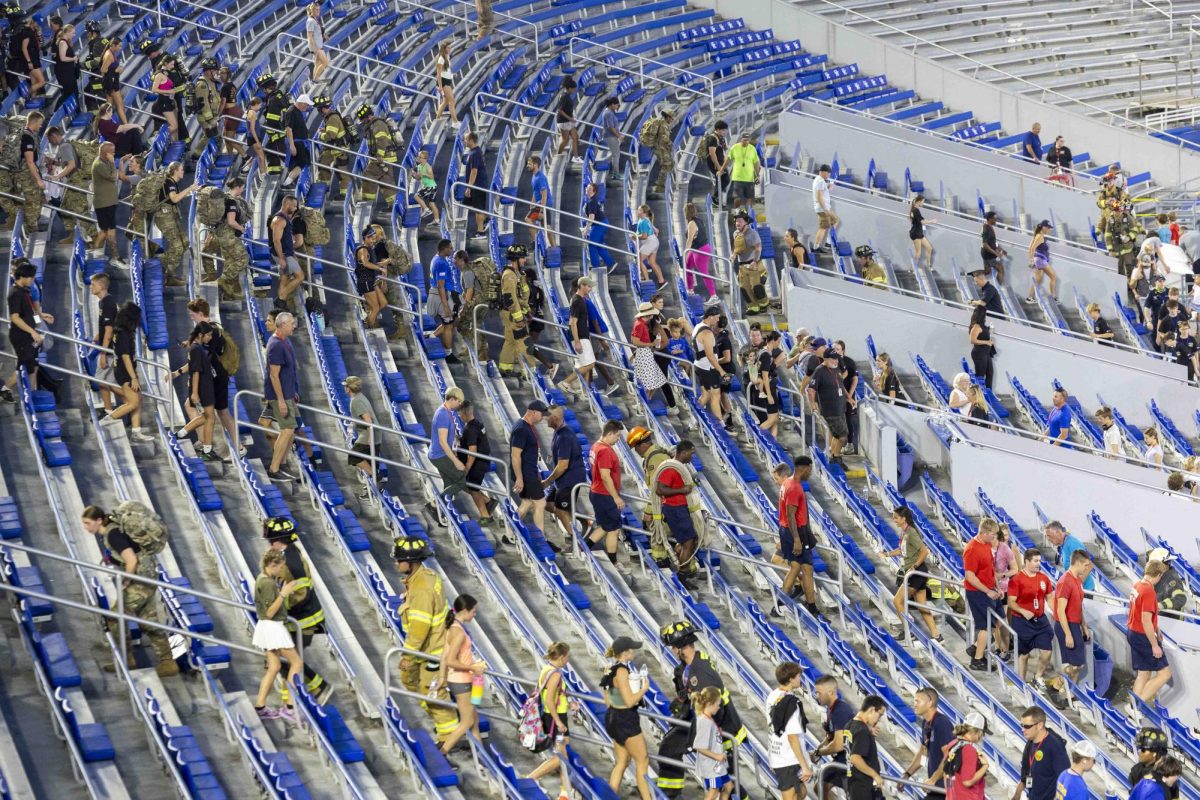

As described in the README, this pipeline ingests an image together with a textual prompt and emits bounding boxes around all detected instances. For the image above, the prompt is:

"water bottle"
[470,673,485,706]
[627,664,645,694]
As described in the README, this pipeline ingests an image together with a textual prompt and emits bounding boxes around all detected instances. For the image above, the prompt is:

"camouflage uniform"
[60,142,96,240]
[477,0,495,37]
[102,527,174,670]
[154,203,187,280]
[216,224,249,299]
[13,171,44,236]
[498,263,530,375]
[644,110,676,194]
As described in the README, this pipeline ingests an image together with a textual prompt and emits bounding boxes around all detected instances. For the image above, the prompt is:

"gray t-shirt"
[350,393,380,445]
[306,17,324,50]
[738,227,761,262]
[693,715,727,779]
[461,267,477,298]
[1179,230,1200,263]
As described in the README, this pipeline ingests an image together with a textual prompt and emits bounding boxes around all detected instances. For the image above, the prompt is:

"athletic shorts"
[464,186,487,210]
[897,572,928,593]
[95,204,117,232]
[1055,621,1087,666]
[290,143,311,169]
[1011,614,1053,655]
[779,525,815,565]
[590,491,622,533]
[556,120,575,134]
[817,210,839,230]
[603,706,641,746]
[966,590,995,633]
[416,185,437,203]
[574,338,596,369]
[697,366,721,391]
[546,482,582,512]
[349,440,373,466]
[282,255,302,275]
[271,399,298,429]
[732,180,755,202]
[773,765,802,793]
[447,681,472,697]
[1128,630,1169,673]
[702,775,731,791]
[518,472,544,501]
[824,413,849,440]
[662,503,696,544]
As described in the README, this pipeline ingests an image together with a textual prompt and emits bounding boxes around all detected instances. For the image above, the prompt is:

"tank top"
[273,213,294,257]
[690,219,708,250]
[438,55,452,80]
[693,321,714,371]
[539,664,567,714]
[446,620,476,683]
[53,38,74,70]
[156,74,175,92]
[972,322,990,351]
[1035,238,1050,258]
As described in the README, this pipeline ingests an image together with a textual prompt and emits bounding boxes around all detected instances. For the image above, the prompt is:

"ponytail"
[82,505,110,525]
[446,593,477,629]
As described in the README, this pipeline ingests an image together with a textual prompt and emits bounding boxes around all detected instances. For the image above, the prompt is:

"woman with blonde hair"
[874,352,904,401]
[52,23,79,111]
[526,642,574,800]
[948,372,971,414]
[253,548,303,723]
[434,41,458,128]
[306,3,330,82]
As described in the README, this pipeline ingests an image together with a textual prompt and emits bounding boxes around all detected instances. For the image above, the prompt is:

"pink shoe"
[256,706,281,720]
[278,706,301,725]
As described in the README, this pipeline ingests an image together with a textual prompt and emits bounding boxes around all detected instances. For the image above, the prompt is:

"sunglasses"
[1021,722,1040,730]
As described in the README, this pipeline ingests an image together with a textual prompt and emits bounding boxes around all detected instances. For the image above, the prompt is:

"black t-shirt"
[161,177,178,205]
[840,353,858,392]
[1092,315,1112,345]
[810,364,846,417]
[97,294,117,343]
[703,134,725,173]
[978,282,1003,316]
[220,82,236,104]
[188,342,214,387]
[845,718,880,781]
[105,527,138,556]
[981,224,998,260]
[824,698,855,765]
[909,207,924,238]
[114,326,136,363]
[922,712,955,781]
[805,355,823,378]
[556,92,575,123]
[464,146,486,187]
[509,420,540,481]
[19,131,37,167]
[284,106,308,142]
[1019,732,1070,800]
[569,295,591,341]
[7,285,36,346]
[460,418,490,460]
[1174,334,1197,367]
[224,197,243,225]
[13,30,36,66]
[755,348,778,387]
[881,370,905,400]
[1047,145,1073,170]
[715,330,733,370]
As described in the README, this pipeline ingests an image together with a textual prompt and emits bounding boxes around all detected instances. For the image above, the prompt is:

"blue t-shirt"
[530,171,552,207]
[667,336,692,362]
[430,254,461,294]
[263,335,297,401]
[1022,131,1043,162]
[600,107,620,138]
[1054,770,1089,800]
[551,426,586,488]
[1047,405,1072,445]
[1129,779,1167,800]
[429,406,457,460]
[510,420,541,481]
[1059,534,1096,591]
[636,218,653,237]
[922,711,955,783]
[463,146,486,187]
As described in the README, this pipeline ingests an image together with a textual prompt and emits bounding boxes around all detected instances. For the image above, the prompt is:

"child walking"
[693,686,733,800]
[253,548,304,723]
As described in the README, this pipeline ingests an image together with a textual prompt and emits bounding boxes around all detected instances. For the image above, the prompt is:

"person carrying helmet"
[656,621,747,797]
[262,517,332,705]
[498,244,533,376]
[314,95,349,194]
[1130,727,1178,799]
[393,536,458,744]
[628,429,704,585]
[193,58,222,152]
[258,73,289,176]
[1146,548,1190,619]
[356,104,399,207]
[639,105,675,198]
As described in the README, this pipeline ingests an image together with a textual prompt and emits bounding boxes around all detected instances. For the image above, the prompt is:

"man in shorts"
[429,387,467,507]
[811,164,838,252]
[584,420,627,577]
[558,275,595,396]
[345,375,380,497]
[543,404,586,544]
[3,260,44,399]
[963,518,1001,671]
[555,76,582,164]
[263,311,300,481]
[1128,560,1173,704]
[91,273,118,414]
[773,458,818,617]
[270,195,305,312]
[653,439,701,582]
[766,662,814,800]
[510,400,549,536]
[1007,548,1056,686]
[806,350,848,465]
[1054,548,1093,684]
[427,240,463,364]
[458,400,499,528]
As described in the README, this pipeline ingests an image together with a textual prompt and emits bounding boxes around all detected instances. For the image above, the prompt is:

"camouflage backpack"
[0,127,23,171]
[382,240,413,305]
[299,206,330,246]
[639,116,666,148]
[195,185,229,227]
[130,168,170,214]
[466,257,501,309]
[110,500,168,557]
[211,323,240,375]
[67,138,99,185]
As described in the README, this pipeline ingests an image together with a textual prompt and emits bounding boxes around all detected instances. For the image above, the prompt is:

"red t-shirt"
[1127,579,1158,635]
[657,465,687,507]
[778,477,808,528]
[1055,571,1084,624]
[962,539,996,592]
[590,441,620,496]
[631,318,651,344]
[1007,571,1052,618]
[945,742,985,800]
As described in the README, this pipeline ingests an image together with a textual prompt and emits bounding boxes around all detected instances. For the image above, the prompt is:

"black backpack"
[942,738,969,777]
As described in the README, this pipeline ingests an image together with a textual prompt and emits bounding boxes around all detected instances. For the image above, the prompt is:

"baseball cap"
[822,350,839,361]
[740,131,751,140]
[1070,740,1098,759]
[810,337,827,349]
[295,93,314,106]
[610,636,642,654]
[962,711,988,731]
[527,400,549,413]
[1039,219,1054,229]
[702,303,721,319]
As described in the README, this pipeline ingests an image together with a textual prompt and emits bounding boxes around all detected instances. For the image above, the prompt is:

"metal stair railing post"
[566,37,716,121]
[240,259,424,321]
[815,761,943,798]
[231,389,513,498]
[274,32,441,103]
[154,0,243,60]
[393,0,540,60]
[900,570,1019,674]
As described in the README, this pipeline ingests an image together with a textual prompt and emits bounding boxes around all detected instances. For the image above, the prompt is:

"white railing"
[157,0,243,57]
[1133,0,1175,38]
[274,32,439,102]
[395,0,541,59]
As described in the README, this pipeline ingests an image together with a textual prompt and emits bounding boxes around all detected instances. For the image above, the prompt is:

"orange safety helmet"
[626,426,652,447]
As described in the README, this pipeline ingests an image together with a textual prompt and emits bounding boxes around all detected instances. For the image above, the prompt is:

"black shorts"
[773,765,803,793]
[897,572,929,593]
[95,204,117,232]
[824,413,849,440]
[662,504,696,544]
[846,776,883,800]
[195,378,215,409]
[349,441,373,466]
[211,367,230,411]
[518,473,544,500]
[152,96,176,115]
[603,706,641,746]
[697,367,721,390]
[533,713,568,752]
[779,524,815,565]
[1011,614,1053,655]
[546,482,582,512]
[966,590,995,633]
[466,462,488,487]
[465,186,487,210]
[732,180,755,201]
[439,78,454,90]
[290,142,311,169]
[1055,621,1087,666]
[11,340,38,376]
[416,185,437,203]
[356,271,379,295]
[591,491,622,533]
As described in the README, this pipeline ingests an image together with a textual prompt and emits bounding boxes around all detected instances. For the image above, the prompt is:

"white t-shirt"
[1102,423,1123,456]
[306,17,324,50]
[812,175,832,213]
[766,689,806,769]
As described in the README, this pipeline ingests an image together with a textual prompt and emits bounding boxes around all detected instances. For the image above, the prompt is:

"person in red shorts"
[772,457,817,617]
[963,518,1001,671]
[1007,549,1055,686]
[1054,549,1093,684]
[1128,560,1173,703]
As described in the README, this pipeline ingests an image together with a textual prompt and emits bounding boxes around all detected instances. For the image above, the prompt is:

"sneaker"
[1033,678,1048,693]
[356,486,370,500]
[267,469,297,482]
[130,428,155,443]
[426,503,447,527]
[238,445,248,458]
[278,706,301,725]
[256,706,282,720]
[199,448,219,462]
[164,276,187,288]
[485,498,498,516]
[500,529,516,546]
[469,232,488,241]
[570,156,583,165]
[0,387,13,403]
[445,353,461,365]
[425,221,441,231]
[968,658,989,672]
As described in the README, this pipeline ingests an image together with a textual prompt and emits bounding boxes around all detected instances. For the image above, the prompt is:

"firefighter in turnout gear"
[314,95,349,193]
[657,621,747,796]
[393,536,458,743]
[628,430,704,585]
[498,244,532,376]
[259,73,289,176]
[356,104,399,206]
[81,22,106,110]
[193,58,222,151]
[262,517,331,704]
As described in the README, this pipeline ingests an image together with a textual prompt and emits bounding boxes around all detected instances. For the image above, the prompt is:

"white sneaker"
[570,156,583,165]
[130,428,155,443]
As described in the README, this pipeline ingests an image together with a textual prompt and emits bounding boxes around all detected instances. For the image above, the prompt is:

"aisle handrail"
[393,0,540,59]
[275,31,440,102]
[567,37,716,117]
[154,0,243,59]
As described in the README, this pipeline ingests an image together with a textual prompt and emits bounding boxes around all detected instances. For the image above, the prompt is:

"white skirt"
[252,619,295,652]
[639,235,659,257]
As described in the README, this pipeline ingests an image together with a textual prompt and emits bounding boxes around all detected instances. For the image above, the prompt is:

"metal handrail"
[809,0,1182,140]
[153,0,243,59]
[0,316,174,380]
[275,32,440,102]
[681,246,736,289]
[394,0,540,59]
[1133,0,1175,38]
[230,390,512,498]
[0,537,304,664]
[816,761,942,797]
[241,260,422,321]
[450,180,641,248]
[900,569,1017,674]
[567,37,715,115]
[0,349,173,404]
